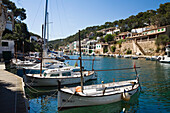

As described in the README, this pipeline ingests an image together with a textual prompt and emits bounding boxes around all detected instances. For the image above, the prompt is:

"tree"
[111,46,116,52]
[2,0,26,21]
[104,34,114,42]
[155,34,170,46]
[96,32,103,37]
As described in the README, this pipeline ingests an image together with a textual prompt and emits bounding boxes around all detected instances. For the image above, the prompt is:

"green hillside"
[49,2,170,50]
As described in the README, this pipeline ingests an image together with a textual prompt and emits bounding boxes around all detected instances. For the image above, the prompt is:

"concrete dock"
[0,63,28,113]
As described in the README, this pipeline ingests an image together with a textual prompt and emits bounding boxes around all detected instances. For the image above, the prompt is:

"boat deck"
[0,63,28,113]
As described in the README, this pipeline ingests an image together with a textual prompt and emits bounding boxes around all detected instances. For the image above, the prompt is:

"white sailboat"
[57,31,141,110]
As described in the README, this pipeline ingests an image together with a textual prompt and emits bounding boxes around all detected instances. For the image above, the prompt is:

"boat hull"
[58,85,139,109]
[24,73,95,86]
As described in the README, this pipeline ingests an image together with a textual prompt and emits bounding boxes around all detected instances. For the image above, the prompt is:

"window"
[2,42,8,47]
[73,69,80,72]
[62,72,71,76]
[50,74,59,77]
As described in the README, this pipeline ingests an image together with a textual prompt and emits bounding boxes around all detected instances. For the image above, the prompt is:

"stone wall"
[111,40,158,55]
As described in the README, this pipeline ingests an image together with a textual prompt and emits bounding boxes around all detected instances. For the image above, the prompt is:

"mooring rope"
[57,92,75,111]
[25,83,58,93]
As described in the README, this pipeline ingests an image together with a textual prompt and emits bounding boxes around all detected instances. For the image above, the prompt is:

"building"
[95,42,108,54]
[0,40,14,61]
[0,0,7,46]
[0,0,15,61]
[81,38,89,54]
[127,25,170,42]
[86,40,97,54]
[97,27,120,35]
[131,26,153,33]
[116,32,132,40]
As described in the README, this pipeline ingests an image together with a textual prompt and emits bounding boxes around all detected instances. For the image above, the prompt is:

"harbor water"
[25,55,170,113]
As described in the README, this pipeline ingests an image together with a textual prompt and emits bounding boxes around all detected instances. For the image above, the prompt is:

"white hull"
[24,72,95,86]
[58,80,139,109]
[158,56,170,63]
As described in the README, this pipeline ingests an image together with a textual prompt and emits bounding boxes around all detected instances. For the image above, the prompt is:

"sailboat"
[23,0,97,86]
[57,31,141,110]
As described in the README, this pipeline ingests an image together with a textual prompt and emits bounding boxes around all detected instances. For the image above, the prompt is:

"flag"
[134,61,136,69]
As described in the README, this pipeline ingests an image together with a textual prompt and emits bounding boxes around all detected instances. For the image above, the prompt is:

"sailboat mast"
[47,12,49,43]
[40,24,44,76]
[43,0,48,50]
[78,30,84,92]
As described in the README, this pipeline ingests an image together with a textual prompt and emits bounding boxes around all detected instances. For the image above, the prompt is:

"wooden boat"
[131,56,138,59]
[58,78,139,109]
[11,58,37,69]
[24,67,95,86]
[116,54,122,58]
[150,56,158,61]
[124,55,131,58]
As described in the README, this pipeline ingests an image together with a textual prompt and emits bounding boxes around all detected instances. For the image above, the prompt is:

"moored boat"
[57,30,141,111]
[58,78,139,110]
[24,67,95,86]
[124,55,131,58]
[131,56,138,59]
[158,45,170,63]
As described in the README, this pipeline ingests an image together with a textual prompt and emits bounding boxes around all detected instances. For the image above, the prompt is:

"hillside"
[49,2,170,50]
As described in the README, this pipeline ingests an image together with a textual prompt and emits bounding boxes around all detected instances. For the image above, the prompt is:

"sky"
[12,0,169,41]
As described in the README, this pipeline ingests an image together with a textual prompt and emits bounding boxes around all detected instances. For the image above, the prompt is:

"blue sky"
[12,0,169,41]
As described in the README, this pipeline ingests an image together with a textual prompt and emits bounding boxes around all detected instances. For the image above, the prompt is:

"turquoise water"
[27,55,170,113]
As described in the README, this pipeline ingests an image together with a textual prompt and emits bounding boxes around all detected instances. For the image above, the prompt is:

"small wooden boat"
[116,54,122,58]
[150,56,158,61]
[145,57,151,60]
[124,55,131,58]
[131,56,138,60]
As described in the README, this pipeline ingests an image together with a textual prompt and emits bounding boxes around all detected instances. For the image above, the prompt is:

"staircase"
[132,40,146,55]
[108,45,113,54]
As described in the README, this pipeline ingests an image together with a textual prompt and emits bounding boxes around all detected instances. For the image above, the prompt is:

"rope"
[25,83,58,93]
[57,92,75,111]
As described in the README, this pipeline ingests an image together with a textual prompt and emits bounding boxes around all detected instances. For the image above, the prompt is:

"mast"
[22,41,24,61]
[43,0,48,50]
[47,12,49,43]
[78,30,83,92]
[40,25,44,76]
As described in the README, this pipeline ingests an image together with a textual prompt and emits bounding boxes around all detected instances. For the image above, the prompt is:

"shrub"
[126,49,132,54]
[111,46,116,52]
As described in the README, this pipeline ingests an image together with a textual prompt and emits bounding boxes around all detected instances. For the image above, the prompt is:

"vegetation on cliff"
[49,2,170,49]
[2,0,41,52]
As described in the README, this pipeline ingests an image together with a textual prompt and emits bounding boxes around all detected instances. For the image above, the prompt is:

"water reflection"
[25,55,170,113]
[59,92,140,113]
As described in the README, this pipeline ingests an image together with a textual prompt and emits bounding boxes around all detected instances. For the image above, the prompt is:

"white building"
[86,40,97,54]
[131,26,152,33]
[0,40,14,61]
